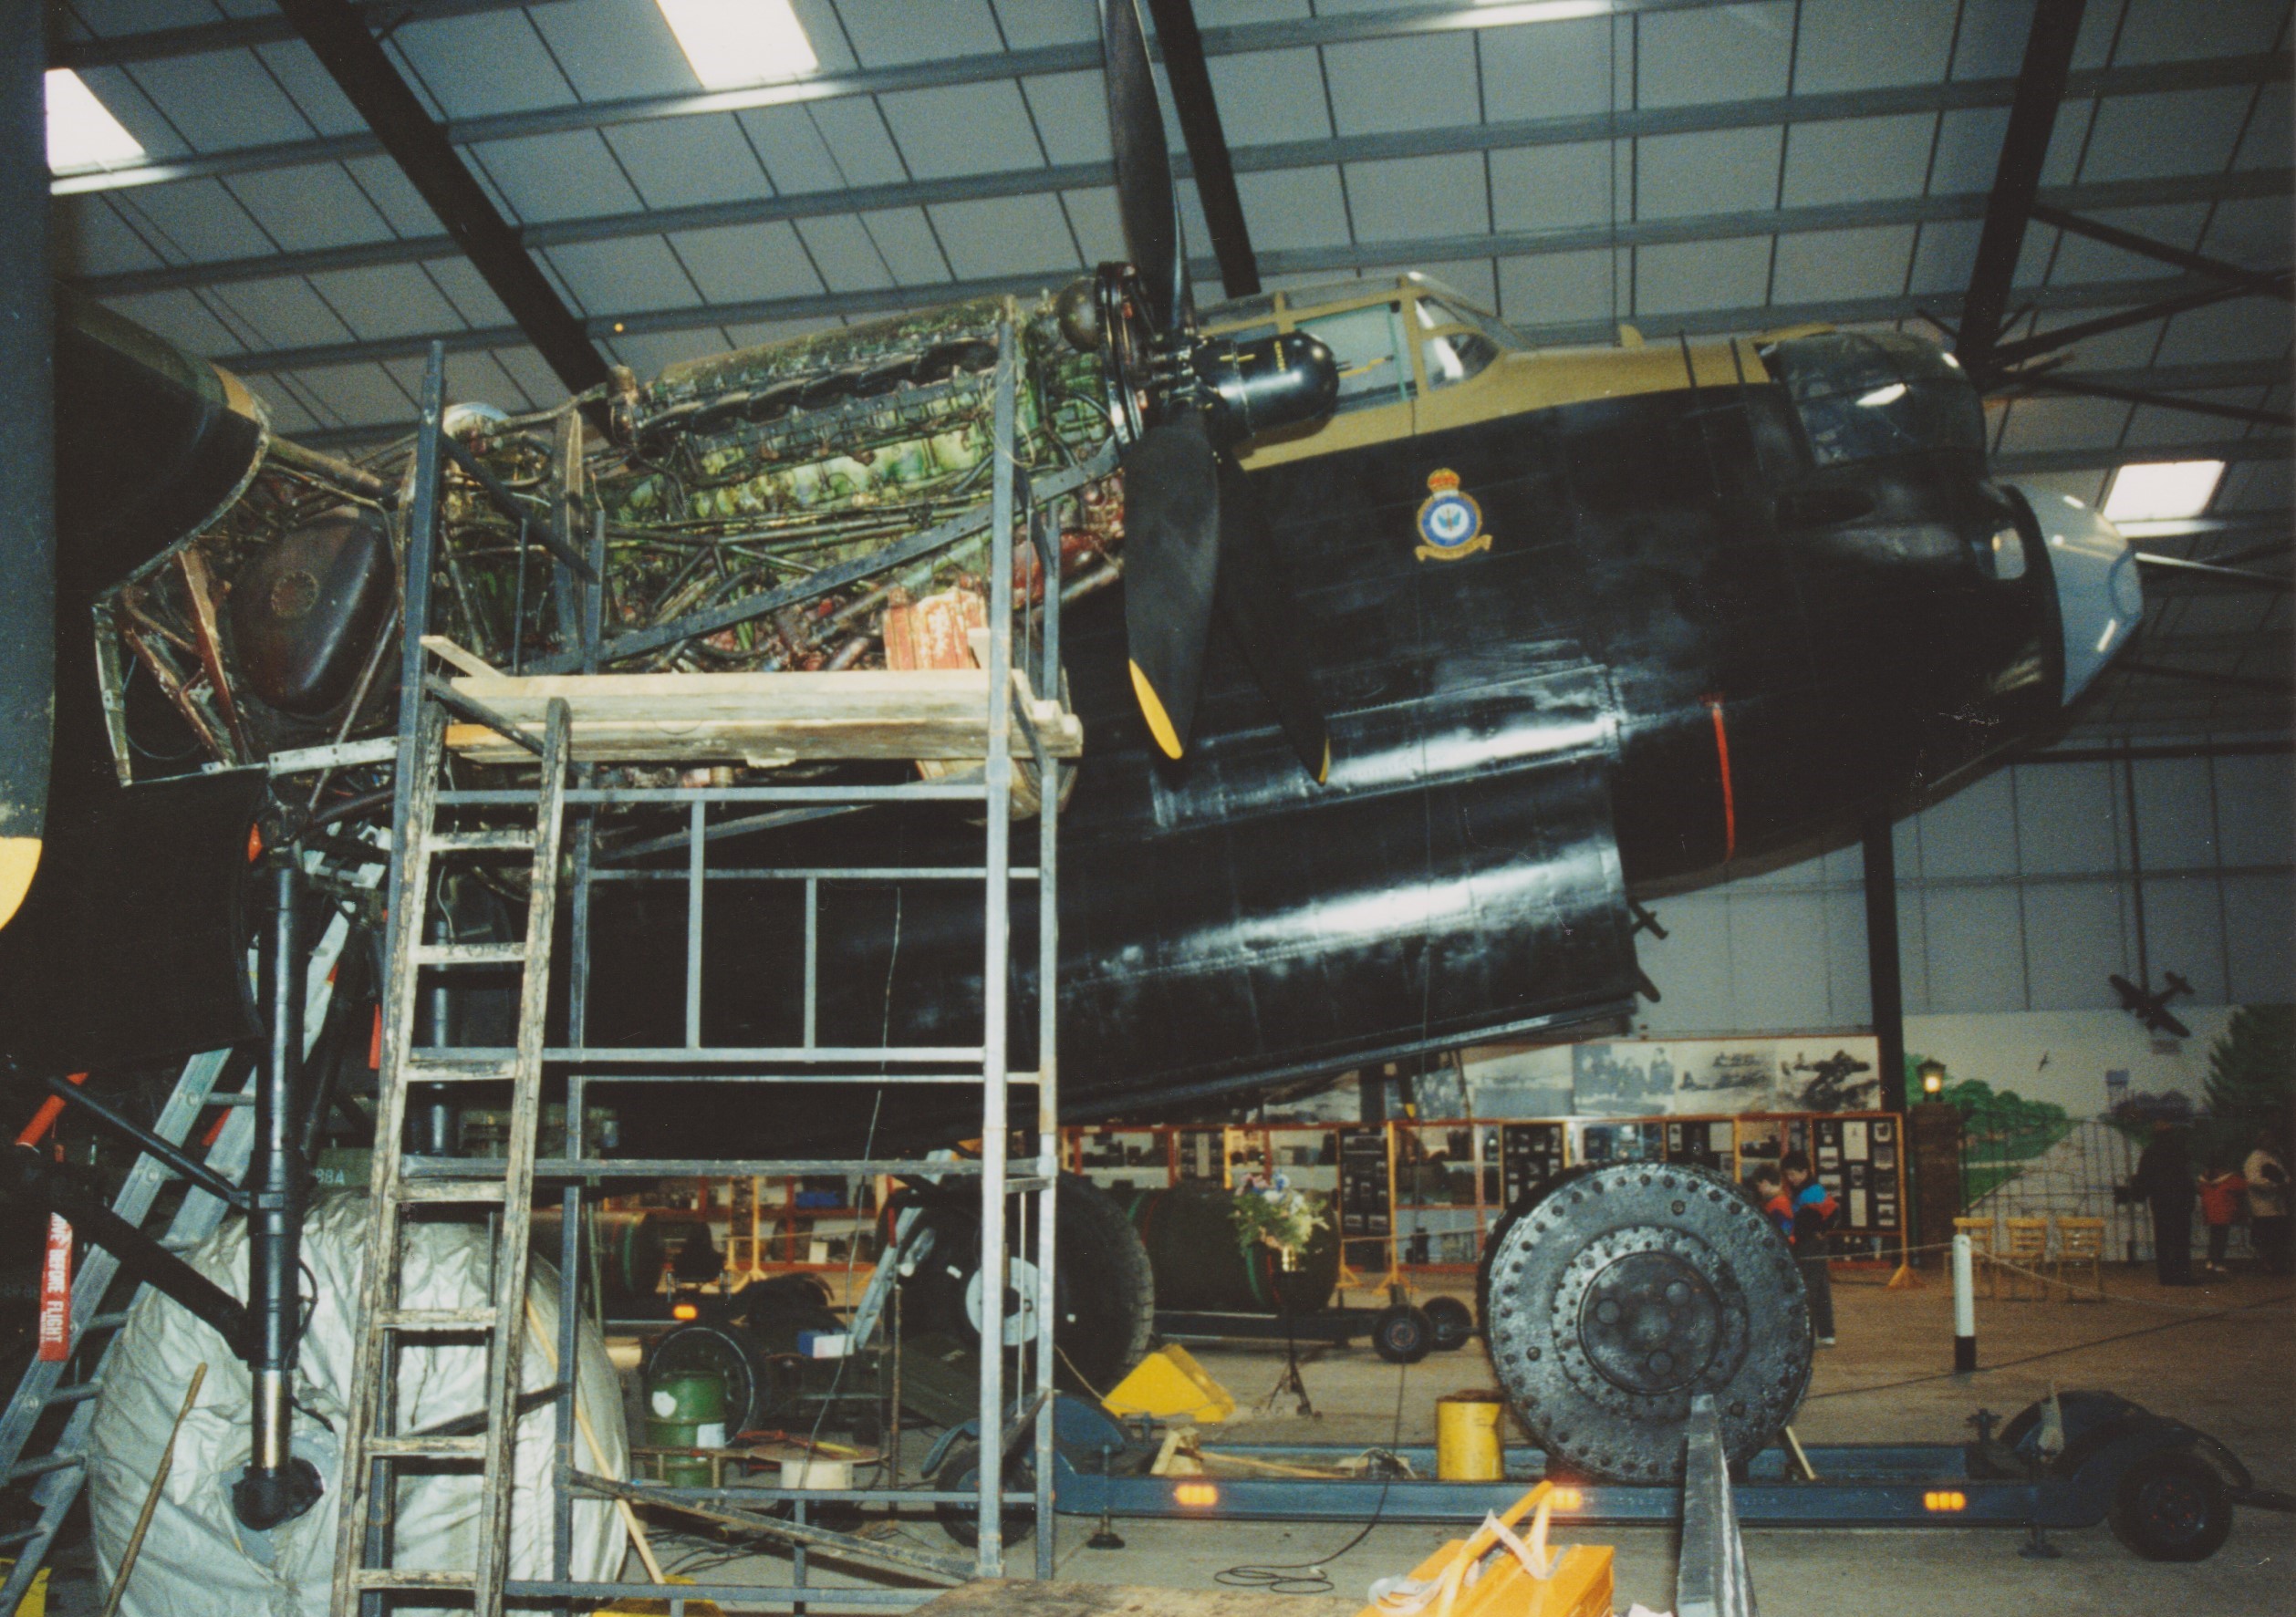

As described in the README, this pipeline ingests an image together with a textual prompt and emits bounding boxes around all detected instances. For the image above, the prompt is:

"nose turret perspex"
[2021,487,2145,705]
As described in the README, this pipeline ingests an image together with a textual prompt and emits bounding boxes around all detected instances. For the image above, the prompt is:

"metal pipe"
[35,1075,244,1207]
[232,861,324,1530]
[973,322,1017,1572]
[263,434,400,504]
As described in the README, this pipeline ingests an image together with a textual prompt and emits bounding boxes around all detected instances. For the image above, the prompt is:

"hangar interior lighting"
[656,0,817,88]
[1472,1,1616,21]
[2101,460,2225,523]
[45,69,142,172]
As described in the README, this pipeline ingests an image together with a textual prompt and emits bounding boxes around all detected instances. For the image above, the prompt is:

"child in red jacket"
[2198,1163,2247,1275]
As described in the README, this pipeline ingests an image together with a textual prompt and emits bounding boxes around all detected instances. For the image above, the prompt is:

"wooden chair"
[2053,1217,2108,1301]
[2002,1218,2052,1300]
[1952,1217,2000,1299]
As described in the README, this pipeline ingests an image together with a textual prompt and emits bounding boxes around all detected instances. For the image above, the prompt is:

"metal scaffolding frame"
[343,322,1065,1610]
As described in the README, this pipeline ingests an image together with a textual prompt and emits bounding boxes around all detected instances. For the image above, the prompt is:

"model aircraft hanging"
[0,0,2154,1484]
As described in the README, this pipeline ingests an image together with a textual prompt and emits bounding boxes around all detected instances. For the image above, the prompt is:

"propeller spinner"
[1086,0,1342,779]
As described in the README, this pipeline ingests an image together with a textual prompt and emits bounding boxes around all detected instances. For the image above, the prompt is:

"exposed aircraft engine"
[87,293,1124,786]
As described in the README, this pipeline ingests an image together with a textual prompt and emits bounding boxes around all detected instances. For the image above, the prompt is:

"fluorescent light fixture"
[46,69,142,172]
[1472,1,1615,21]
[2102,460,2224,523]
[657,0,816,88]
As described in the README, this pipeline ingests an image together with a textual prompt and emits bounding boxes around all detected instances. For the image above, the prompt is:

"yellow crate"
[1358,1484,1613,1617]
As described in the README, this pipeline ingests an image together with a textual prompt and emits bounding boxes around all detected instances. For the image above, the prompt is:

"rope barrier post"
[1951,1232,1978,1373]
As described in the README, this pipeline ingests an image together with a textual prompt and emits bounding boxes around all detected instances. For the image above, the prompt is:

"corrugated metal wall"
[1635,745,2295,1032]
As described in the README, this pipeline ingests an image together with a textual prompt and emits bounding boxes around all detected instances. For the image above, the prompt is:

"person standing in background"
[1750,1164,1792,1245]
[2134,1119,2197,1287]
[2197,1159,2247,1276]
[2245,1132,2291,1276]
[1781,1150,1838,1346]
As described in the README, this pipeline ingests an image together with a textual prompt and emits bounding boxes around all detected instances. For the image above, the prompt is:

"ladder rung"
[86,1311,129,1331]
[376,1308,499,1332]
[43,1382,100,1407]
[0,1527,39,1548]
[6,1453,83,1482]
[365,1434,487,1460]
[403,1055,521,1083]
[429,828,537,852]
[411,941,527,967]
[353,1568,477,1590]
[397,1179,510,1205]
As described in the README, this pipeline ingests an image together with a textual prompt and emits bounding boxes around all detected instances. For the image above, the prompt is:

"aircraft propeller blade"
[1214,452,1330,783]
[1120,414,1221,758]
[1100,0,1189,337]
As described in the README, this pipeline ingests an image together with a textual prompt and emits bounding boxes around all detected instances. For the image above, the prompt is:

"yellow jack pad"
[1103,1344,1236,1425]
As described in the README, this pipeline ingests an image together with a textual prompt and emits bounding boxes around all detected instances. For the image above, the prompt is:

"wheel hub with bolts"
[1551,1227,1749,1419]
[1573,1247,1727,1395]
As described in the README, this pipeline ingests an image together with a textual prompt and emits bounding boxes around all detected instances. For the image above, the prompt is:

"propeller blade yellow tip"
[1128,660,1185,760]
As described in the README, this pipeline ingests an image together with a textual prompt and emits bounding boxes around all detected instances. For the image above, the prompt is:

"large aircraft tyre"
[1480,1164,1812,1483]
[898,1174,1154,1394]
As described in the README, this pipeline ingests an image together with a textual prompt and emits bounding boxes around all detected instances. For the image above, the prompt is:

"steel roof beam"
[71,56,2285,294]
[1956,0,2088,380]
[49,11,2282,197]
[1991,435,2291,477]
[274,0,608,396]
[47,0,1753,76]
[48,0,566,70]
[2029,203,2293,303]
[78,121,2287,306]
[1983,277,2267,369]
[2006,378,2291,430]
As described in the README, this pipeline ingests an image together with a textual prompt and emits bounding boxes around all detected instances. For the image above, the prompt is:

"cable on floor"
[1211,1350,1413,1596]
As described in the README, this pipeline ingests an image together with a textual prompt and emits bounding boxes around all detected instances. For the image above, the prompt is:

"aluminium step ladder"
[328,696,571,1617]
[0,905,353,1613]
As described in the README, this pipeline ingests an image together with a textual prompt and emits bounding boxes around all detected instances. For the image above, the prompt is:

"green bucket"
[644,1369,729,1487]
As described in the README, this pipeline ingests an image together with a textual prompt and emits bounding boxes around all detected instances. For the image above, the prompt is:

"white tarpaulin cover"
[88,1193,628,1616]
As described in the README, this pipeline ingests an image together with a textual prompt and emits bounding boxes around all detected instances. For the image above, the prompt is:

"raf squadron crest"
[1414,469,1489,562]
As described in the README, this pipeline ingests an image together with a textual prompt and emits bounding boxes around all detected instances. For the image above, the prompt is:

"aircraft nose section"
[2019,486,2144,706]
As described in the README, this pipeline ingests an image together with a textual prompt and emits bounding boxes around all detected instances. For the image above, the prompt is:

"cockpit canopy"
[1758,330,1986,468]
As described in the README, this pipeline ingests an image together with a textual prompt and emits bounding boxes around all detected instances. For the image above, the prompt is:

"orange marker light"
[671,1302,699,1321]
[1548,1487,1584,1511]
[1922,1490,1967,1512]
[1173,1482,1219,1508]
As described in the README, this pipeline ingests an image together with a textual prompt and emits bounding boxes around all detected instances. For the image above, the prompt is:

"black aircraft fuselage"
[583,290,2138,1150]
[5,283,2143,1153]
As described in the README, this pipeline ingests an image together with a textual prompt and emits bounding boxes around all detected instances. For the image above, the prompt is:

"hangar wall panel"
[1635,745,2294,1036]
